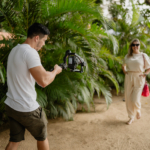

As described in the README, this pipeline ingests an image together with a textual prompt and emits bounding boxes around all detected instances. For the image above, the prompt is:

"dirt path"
[1,95,150,150]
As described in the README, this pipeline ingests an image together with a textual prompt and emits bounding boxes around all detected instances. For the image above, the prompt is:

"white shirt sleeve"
[25,49,42,69]
[143,53,150,70]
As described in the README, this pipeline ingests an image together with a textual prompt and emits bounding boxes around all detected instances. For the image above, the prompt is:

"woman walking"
[122,39,150,125]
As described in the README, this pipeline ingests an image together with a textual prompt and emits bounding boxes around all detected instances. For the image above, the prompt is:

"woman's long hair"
[128,38,140,57]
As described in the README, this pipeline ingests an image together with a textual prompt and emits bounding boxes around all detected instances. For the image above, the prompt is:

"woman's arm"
[139,68,150,77]
[122,64,128,74]
[144,68,150,75]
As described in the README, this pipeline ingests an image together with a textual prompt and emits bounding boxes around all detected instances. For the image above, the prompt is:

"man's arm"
[29,65,62,88]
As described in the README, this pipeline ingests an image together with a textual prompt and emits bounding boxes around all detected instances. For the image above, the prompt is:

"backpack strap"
[142,54,145,69]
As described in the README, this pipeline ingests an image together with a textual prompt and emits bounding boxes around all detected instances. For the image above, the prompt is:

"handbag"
[142,81,149,97]
[141,54,149,97]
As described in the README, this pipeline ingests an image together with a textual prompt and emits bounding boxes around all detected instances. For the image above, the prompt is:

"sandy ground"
[1,95,150,150]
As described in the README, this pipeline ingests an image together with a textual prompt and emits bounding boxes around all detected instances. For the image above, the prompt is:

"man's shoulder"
[19,44,34,50]
[18,44,38,55]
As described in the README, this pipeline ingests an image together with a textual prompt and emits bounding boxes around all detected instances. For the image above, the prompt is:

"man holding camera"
[5,23,62,150]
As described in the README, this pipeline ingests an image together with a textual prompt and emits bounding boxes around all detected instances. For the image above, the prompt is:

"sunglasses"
[132,44,140,47]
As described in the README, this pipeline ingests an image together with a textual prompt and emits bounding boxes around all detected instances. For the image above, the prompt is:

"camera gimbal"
[51,50,86,73]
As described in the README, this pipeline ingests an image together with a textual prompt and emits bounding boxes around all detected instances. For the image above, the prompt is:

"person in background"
[5,23,62,150]
[122,38,150,125]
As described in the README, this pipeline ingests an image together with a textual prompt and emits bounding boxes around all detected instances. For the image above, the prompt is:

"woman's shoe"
[136,111,141,119]
[126,118,134,125]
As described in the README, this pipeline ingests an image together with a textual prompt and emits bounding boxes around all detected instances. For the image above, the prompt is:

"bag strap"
[142,54,147,83]
[142,54,145,69]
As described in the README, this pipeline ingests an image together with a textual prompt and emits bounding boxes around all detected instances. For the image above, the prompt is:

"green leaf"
[36,87,48,108]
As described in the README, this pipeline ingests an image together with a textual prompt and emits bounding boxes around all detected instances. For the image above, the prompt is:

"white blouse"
[123,52,150,72]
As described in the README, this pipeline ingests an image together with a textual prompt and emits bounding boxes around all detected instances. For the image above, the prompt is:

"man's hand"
[54,64,62,75]
[29,65,62,88]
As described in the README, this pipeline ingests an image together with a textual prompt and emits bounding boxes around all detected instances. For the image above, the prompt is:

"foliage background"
[0,0,150,125]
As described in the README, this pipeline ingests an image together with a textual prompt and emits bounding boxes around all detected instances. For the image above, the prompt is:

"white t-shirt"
[5,44,42,112]
[123,52,150,72]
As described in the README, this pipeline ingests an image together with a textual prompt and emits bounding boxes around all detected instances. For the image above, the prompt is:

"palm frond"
[106,32,119,55]
[98,81,112,108]
[0,64,6,84]
[131,0,140,25]
[36,87,48,108]
[42,0,101,20]
[98,46,122,63]
[77,86,91,111]
[116,73,125,84]
[0,95,6,113]
[100,69,119,94]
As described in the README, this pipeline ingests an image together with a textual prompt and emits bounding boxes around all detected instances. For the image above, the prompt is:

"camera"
[51,50,86,73]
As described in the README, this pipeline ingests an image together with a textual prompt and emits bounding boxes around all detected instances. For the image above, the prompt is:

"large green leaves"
[0,64,6,84]
[0,0,121,121]
[41,0,102,19]
[36,87,48,108]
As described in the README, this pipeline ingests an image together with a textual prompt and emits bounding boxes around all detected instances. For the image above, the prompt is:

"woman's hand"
[139,73,147,78]
[124,71,128,74]
[122,65,127,74]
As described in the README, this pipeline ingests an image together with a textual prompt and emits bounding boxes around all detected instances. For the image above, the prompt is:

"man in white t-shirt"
[5,23,62,150]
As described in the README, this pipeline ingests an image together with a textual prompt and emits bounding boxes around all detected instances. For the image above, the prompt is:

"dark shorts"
[5,105,48,142]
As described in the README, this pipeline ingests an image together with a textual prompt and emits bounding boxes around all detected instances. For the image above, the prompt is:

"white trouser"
[124,72,145,119]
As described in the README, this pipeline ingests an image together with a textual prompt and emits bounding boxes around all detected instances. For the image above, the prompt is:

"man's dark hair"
[27,23,50,39]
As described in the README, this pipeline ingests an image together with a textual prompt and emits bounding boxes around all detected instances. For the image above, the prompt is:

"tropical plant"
[0,0,120,122]
[102,0,150,92]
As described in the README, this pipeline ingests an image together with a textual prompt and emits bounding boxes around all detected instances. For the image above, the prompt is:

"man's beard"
[36,42,41,51]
